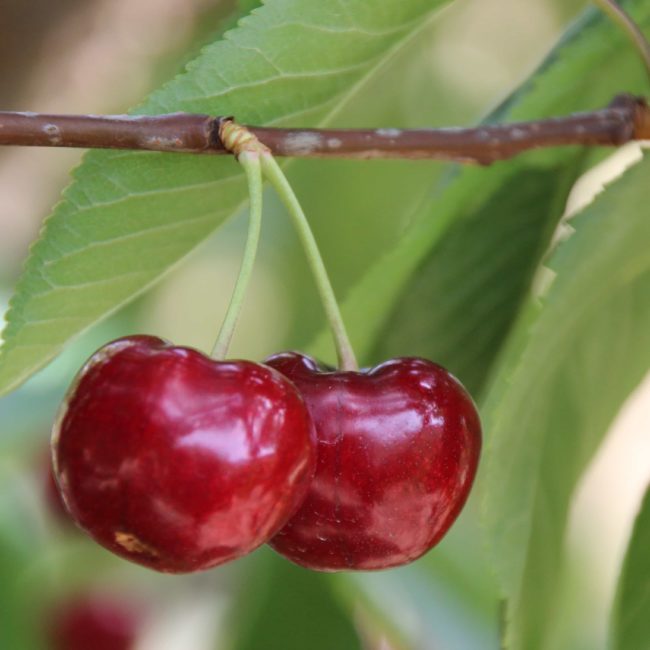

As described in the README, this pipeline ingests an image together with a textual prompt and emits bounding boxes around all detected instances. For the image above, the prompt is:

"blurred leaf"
[0,463,47,650]
[418,496,499,630]
[482,155,650,649]
[0,540,42,650]
[348,566,497,650]
[611,485,650,650]
[374,163,578,395]
[309,0,650,372]
[261,12,465,354]
[0,0,454,397]
[237,0,262,13]
[0,301,141,455]
[230,551,360,650]
[347,495,500,650]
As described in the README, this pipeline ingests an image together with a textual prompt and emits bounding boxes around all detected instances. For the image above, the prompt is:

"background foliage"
[0,0,648,648]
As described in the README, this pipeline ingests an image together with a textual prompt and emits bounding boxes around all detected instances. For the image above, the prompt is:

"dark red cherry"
[265,352,481,571]
[43,451,71,524]
[52,336,316,573]
[45,592,142,650]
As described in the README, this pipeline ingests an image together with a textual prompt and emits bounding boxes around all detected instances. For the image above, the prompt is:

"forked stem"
[211,150,263,359]
[260,154,358,371]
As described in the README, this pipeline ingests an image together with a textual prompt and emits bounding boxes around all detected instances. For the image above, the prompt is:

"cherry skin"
[265,352,481,571]
[43,451,72,524]
[45,592,142,650]
[52,336,316,573]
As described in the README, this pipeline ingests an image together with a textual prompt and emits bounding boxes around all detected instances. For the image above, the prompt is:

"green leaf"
[0,0,454,397]
[373,163,579,395]
[262,14,465,354]
[237,0,261,14]
[348,495,501,649]
[229,550,360,650]
[611,485,650,650]
[309,0,650,373]
[482,155,650,649]
[0,463,48,650]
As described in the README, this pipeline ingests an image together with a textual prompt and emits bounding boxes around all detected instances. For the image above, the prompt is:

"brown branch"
[0,94,648,165]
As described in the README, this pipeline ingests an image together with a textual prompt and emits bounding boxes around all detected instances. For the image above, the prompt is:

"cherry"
[43,451,71,524]
[45,592,142,650]
[265,352,481,571]
[52,336,316,573]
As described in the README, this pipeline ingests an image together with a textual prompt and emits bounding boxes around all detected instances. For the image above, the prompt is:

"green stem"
[261,154,358,371]
[594,0,650,78]
[212,151,263,359]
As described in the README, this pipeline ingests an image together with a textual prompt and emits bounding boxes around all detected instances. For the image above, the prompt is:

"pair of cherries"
[52,336,481,573]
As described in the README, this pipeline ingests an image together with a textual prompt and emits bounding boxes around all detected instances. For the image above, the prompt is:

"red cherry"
[45,592,142,650]
[44,452,71,524]
[265,352,481,571]
[52,336,316,573]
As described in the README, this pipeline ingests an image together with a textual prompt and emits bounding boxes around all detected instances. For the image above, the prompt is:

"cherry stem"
[211,150,263,360]
[260,153,358,371]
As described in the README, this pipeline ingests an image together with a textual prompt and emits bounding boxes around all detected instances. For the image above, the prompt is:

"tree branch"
[0,94,648,165]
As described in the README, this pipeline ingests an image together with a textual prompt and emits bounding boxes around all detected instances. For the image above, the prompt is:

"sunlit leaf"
[309,0,650,379]
[0,0,454,397]
[611,485,650,650]
[483,155,650,648]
